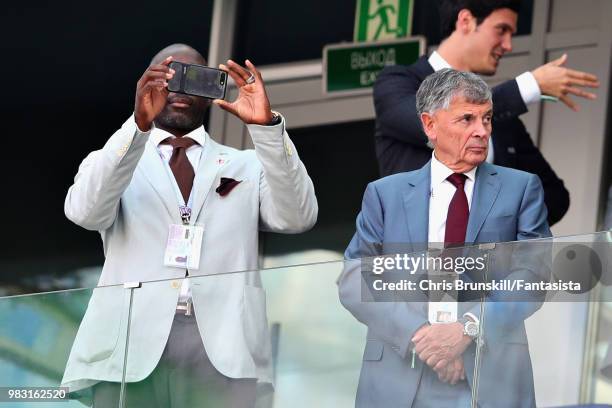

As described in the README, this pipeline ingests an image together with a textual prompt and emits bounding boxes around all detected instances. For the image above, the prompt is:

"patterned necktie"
[161,137,197,203]
[444,173,469,248]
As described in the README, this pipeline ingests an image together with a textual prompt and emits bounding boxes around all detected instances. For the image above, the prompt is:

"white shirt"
[150,125,207,185]
[427,152,477,246]
[150,123,208,303]
[427,51,542,164]
[427,153,479,324]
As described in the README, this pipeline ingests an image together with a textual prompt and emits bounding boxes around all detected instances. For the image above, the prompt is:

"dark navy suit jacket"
[373,56,570,226]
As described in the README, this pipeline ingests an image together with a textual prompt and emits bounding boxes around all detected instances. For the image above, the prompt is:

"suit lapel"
[401,162,431,248]
[190,135,225,223]
[139,140,180,222]
[466,163,501,243]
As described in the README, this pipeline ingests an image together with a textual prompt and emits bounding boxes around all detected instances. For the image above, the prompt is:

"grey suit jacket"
[338,161,551,408]
[62,115,317,392]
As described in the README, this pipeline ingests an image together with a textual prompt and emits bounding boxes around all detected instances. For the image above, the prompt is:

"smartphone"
[167,61,227,100]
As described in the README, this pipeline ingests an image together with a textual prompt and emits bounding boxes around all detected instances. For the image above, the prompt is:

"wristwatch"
[459,316,480,339]
[266,111,282,126]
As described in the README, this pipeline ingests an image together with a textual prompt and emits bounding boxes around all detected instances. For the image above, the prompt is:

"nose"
[472,121,490,140]
[502,33,513,53]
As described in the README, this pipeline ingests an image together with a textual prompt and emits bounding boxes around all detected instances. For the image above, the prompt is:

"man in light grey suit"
[338,69,551,407]
[61,44,317,407]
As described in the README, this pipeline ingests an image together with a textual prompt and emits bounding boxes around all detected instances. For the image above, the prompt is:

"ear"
[420,112,437,145]
[457,9,477,34]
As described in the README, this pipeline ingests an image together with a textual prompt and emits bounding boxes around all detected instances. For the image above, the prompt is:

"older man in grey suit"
[339,69,551,407]
[61,44,317,407]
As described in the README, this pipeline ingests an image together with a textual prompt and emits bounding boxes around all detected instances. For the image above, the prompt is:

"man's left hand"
[214,59,274,125]
[412,323,472,369]
[531,53,599,111]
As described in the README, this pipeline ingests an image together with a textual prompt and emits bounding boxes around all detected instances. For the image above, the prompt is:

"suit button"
[171,280,180,289]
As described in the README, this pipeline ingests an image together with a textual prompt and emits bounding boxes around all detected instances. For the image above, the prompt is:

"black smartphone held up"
[167,61,227,100]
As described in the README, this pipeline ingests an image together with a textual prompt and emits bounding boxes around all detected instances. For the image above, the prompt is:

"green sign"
[323,37,425,96]
[354,0,414,42]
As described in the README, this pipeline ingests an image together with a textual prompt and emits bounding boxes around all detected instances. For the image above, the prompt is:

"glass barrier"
[475,231,612,408]
[124,261,364,407]
[584,231,612,407]
[0,284,130,407]
[122,248,486,407]
[3,231,612,407]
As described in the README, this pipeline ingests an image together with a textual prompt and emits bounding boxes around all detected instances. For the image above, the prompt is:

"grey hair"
[416,68,492,116]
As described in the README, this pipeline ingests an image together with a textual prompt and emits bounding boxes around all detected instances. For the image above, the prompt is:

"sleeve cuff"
[516,72,541,106]
[132,115,155,135]
[246,113,286,141]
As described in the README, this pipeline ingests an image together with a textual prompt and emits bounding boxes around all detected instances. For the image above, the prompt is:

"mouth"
[467,146,487,153]
[168,97,193,109]
[491,53,503,64]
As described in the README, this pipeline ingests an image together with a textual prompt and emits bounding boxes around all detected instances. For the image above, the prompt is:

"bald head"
[151,43,206,66]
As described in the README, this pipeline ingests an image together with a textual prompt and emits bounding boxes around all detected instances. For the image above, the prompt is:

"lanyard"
[179,206,191,225]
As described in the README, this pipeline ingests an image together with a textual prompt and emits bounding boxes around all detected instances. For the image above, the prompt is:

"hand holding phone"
[213,59,274,126]
[134,56,174,131]
[167,61,227,100]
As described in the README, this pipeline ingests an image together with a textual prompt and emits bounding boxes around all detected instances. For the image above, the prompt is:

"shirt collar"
[428,51,452,72]
[430,152,477,187]
[150,124,207,147]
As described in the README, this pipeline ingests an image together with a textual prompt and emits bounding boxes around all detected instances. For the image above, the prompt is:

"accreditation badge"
[426,246,458,324]
[163,224,204,270]
[428,300,458,324]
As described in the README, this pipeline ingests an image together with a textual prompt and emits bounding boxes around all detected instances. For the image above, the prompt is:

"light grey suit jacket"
[338,161,551,408]
[61,115,317,392]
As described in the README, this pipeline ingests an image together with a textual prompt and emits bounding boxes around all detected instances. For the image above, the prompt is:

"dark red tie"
[161,137,197,203]
[444,173,469,248]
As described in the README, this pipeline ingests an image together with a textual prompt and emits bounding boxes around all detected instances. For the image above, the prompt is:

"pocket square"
[216,177,242,197]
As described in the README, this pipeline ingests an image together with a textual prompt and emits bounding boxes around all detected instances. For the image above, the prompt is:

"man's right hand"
[435,356,465,385]
[134,56,175,131]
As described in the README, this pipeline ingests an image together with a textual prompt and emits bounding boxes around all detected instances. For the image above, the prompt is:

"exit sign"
[354,0,414,42]
[323,37,425,97]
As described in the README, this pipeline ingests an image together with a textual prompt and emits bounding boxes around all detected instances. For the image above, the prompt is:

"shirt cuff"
[516,72,541,106]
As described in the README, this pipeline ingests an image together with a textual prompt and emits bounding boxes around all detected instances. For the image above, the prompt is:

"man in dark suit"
[374,0,600,225]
